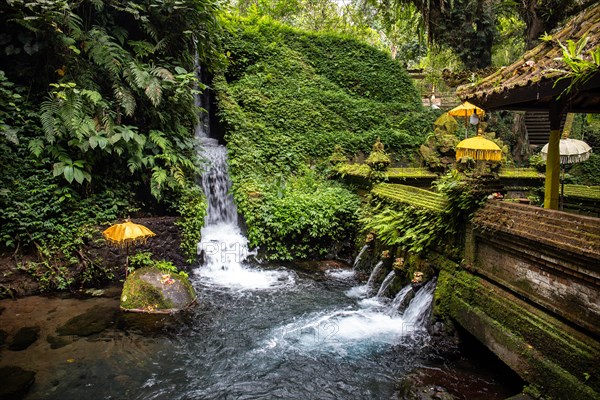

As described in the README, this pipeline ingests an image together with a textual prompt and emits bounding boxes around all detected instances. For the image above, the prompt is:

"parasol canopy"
[455,134,502,162]
[540,138,592,165]
[103,221,155,248]
[103,220,156,277]
[448,101,485,118]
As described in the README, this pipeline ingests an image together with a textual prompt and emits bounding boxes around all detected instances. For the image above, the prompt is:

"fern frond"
[151,66,175,82]
[86,27,126,76]
[149,130,170,151]
[145,78,162,107]
[113,84,136,116]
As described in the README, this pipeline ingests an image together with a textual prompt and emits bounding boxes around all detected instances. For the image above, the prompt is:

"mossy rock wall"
[120,267,196,313]
[435,267,600,399]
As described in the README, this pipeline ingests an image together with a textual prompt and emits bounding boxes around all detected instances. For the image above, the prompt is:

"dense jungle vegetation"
[215,15,436,260]
[0,0,220,283]
[1,0,599,290]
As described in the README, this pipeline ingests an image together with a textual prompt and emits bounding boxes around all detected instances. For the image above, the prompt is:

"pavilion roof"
[456,4,600,112]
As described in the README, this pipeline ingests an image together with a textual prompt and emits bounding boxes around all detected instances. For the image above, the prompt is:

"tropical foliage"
[215,15,433,259]
[0,0,220,275]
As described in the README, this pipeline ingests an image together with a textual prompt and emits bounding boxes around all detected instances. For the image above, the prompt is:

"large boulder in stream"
[120,267,197,313]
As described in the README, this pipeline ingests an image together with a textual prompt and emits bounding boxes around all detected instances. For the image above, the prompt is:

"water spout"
[376,271,396,298]
[352,244,369,269]
[386,285,414,315]
[402,278,437,331]
[365,261,384,293]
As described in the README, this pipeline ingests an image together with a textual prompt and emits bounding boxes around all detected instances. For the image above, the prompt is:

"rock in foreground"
[120,267,196,313]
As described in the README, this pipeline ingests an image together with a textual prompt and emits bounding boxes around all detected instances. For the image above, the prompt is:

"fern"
[149,130,170,151]
[85,28,126,76]
[113,84,136,116]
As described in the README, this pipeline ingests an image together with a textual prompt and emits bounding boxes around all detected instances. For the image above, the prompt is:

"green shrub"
[234,169,359,260]
[175,186,207,264]
[215,16,431,259]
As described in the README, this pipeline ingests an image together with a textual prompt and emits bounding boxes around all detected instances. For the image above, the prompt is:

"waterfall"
[193,67,293,290]
[200,144,237,226]
[386,285,414,315]
[352,245,369,269]
[365,261,384,293]
[194,61,211,139]
[401,278,437,330]
[375,271,396,298]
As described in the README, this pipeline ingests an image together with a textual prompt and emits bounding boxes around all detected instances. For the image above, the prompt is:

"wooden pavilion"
[457,4,600,209]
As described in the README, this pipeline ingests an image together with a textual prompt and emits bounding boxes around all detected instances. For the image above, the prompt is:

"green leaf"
[73,167,85,184]
[63,165,74,183]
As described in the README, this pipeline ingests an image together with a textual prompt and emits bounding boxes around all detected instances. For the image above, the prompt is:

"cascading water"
[194,79,292,290]
[375,271,396,298]
[352,244,369,269]
[387,284,414,315]
[366,261,384,291]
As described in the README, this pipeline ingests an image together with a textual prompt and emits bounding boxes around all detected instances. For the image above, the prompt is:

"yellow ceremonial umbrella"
[103,220,156,276]
[448,101,485,138]
[448,101,485,118]
[455,133,502,162]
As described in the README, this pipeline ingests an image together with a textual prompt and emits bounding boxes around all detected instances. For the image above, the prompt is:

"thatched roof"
[457,4,600,112]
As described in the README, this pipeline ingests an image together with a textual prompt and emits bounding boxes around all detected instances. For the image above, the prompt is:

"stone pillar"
[544,102,563,209]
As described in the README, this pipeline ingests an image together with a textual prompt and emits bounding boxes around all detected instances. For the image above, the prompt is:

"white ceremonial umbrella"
[541,138,592,210]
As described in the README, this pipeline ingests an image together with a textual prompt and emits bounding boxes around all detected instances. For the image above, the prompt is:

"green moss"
[563,184,600,200]
[436,268,600,399]
[498,167,544,179]
[372,183,447,212]
[121,267,174,310]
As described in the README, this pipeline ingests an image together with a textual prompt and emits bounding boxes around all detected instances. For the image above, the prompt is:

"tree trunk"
[512,112,530,163]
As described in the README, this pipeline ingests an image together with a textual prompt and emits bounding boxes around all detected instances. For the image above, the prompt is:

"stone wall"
[437,267,600,399]
[466,200,600,336]
[431,200,600,399]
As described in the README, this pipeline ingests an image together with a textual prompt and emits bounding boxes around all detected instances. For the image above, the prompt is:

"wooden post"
[544,102,563,209]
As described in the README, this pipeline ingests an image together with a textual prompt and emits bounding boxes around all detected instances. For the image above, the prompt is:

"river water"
[0,140,522,399]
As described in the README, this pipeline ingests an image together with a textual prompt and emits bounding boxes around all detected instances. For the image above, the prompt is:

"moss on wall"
[436,268,600,399]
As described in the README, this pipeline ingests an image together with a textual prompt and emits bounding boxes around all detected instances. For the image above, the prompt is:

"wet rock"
[120,267,196,313]
[46,334,71,349]
[0,366,35,400]
[56,305,116,336]
[8,326,40,351]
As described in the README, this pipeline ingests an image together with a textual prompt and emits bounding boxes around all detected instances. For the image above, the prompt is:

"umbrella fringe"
[560,153,591,164]
[456,148,502,162]
[103,237,151,248]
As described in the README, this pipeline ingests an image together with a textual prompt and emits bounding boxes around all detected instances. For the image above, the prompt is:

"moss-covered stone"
[120,266,196,313]
[365,138,391,172]
[436,268,600,399]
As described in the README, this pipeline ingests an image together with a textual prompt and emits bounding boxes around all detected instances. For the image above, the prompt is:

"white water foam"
[196,222,294,290]
[264,279,437,353]
[325,269,356,280]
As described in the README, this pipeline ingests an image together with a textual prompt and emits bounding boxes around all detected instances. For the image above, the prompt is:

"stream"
[0,138,522,399]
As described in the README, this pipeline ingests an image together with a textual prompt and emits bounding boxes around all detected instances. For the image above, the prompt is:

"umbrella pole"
[560,164,565,211]
[125,244,129,278]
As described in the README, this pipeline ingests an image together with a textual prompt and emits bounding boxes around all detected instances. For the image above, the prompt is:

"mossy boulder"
[120,267,196,313]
